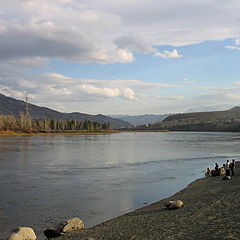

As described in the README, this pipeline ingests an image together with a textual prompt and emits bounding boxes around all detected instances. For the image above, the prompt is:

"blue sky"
[50,40,240,84]
[1,1,240,115]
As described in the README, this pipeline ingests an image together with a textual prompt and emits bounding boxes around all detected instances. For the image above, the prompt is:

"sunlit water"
[0,132,240,238]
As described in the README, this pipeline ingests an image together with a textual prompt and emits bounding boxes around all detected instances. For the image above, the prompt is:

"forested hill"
[0,93,132,128]
[150,107,240,132]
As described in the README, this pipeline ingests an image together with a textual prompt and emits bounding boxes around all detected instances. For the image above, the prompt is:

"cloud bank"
[1,0,240,114]
[1,0,240,64]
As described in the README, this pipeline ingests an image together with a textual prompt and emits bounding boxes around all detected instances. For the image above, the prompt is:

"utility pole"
[24,92,30,117]
[23,91,32,132]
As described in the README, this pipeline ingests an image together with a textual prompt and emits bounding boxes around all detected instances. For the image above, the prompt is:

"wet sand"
[58,162,240,240]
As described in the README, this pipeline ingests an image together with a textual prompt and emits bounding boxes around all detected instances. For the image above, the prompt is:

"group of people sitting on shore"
[205,159,236,177]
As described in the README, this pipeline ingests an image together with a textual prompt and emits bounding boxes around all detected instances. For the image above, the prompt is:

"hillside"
[109,114,169,126]
[150,108,240,132]
[0,93,132,128]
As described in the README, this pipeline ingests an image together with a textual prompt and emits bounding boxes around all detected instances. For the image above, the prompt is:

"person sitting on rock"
[205,167,212,177]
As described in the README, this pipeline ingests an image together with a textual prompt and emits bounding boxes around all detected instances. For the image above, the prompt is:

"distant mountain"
[0,93,132,128]
[150,107,240,132]
[109,114,169,126]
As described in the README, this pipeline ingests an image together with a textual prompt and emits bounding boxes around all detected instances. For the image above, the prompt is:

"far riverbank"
[0,130,119,137]
[0,129,169,137]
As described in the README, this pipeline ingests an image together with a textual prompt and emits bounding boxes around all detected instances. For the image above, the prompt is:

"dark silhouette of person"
[230,159,236,176]
[215,163,219,171]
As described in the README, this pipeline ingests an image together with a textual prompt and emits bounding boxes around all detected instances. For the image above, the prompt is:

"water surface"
[0,132,239,238]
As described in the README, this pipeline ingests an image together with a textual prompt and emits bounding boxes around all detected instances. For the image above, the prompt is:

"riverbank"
[0,130,119,136]
[118,129,170,132]
[58,162,240,240]
[0,129,169,137]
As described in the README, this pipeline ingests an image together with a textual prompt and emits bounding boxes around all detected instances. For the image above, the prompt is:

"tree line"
[0,114,111,133]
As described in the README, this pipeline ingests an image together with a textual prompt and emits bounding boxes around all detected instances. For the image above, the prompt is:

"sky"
[1,0,240,115]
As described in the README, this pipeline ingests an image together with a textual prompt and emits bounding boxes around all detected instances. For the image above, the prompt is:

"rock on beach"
[44,217,84,239]
[7,227,36,240]
[62,217,84,233]
[166,200,184,209]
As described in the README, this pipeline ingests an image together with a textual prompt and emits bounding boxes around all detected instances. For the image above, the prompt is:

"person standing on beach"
[230,159,236,176]
[225,163,231,177]
[226,160,230,168]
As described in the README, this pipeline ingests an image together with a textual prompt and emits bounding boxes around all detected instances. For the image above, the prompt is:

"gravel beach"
[58,162,240,240]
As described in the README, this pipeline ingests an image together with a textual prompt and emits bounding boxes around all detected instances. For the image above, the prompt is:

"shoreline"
[0,130,119,137]
[58,162,240,240]
[0,129,169,137]
[3,129,240,137]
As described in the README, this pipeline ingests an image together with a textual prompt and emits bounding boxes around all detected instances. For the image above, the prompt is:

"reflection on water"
[0,132,240,238]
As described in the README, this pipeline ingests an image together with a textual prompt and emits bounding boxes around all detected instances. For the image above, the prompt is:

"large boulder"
[62,217,84,233]
[44,217,84,237]
[166,200,184,210]
[7,227,36,240]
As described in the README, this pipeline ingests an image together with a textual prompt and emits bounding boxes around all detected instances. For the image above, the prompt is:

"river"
[0,132,239,238]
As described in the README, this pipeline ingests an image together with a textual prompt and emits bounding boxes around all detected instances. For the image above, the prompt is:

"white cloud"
[223,93,240,100]
[0,68,185,113]
[0,85,26,99]
[6,57,48,68]
[1,0,240,64]
[225,46,240,50]
[121,88,137,100]
[44,85,72,96]
[183,78,195,84]
[95,79,181,89]
[191,83,240,108]
[114,35,155,54]
[2,71,240,115]
[18,79,36,89]
[88,0,240,45]
[0,0,127,63]
[78,84,137,100]
[154,49,182,59]
[155,95,184,101]
[114,35,182,58]
[225,38,240,50]
[45,73,74,83]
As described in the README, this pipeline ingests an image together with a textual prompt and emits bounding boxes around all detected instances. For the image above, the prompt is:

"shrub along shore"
[57,162,240,240]
[0,114,112,134]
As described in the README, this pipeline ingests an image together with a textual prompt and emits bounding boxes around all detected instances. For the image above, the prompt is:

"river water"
[0,132,240,238]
